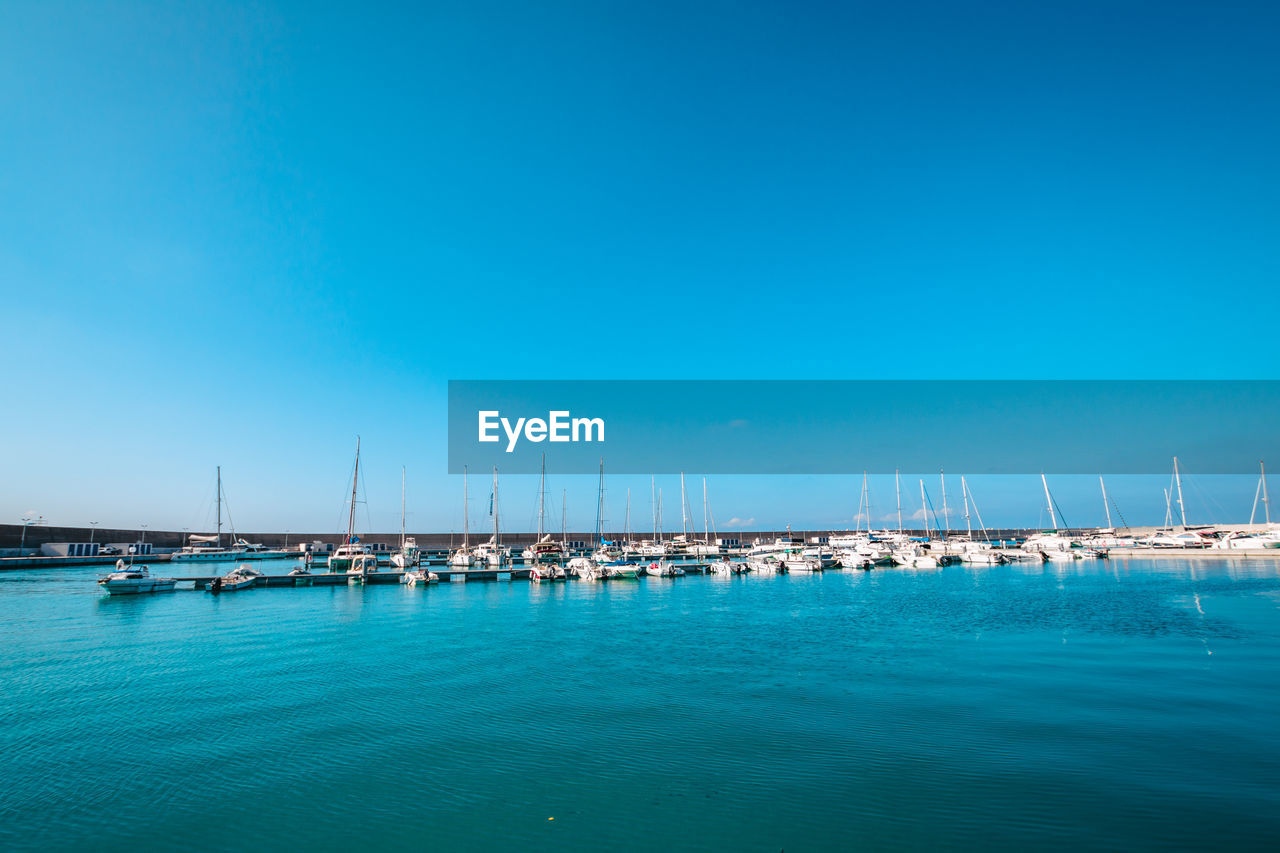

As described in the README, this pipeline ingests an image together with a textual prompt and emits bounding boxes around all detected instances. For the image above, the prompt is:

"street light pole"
[89,521,99,547]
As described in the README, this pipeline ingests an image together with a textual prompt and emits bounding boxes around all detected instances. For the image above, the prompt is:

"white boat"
[529,564,567,583]
[837,550,872,569]
[98,560,177,595]
[780,551,823,572]
[747,555,784,574]
[329,439,369,572]
[391,537,420,569]
[391,468,420,569]
[708,558,747,575]
[567,556,603,579]
[450,466,476,566]
[402,568,439,585]
[347,553,380,584]
[604,562,642,579]
[645,560,685,577]
[892,546,940,569]
[522,456,566,564]
[209,564,264,592]
[1137,530,1212,549]
[475,537,510,566]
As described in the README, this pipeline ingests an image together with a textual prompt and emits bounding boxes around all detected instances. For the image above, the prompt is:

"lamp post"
[19,515,43,556]
[284,529,290,550]
[89,521,99,547]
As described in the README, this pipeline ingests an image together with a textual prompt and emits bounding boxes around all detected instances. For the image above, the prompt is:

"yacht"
[746,555,785,574]
[892,546,941,569]
[98,560,177,595]
[567,556,604,580]
[709,557,747,575]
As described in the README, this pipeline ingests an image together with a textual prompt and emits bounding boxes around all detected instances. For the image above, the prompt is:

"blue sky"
[2,1,1277,533]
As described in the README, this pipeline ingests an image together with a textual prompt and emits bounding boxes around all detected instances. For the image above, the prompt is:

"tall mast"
[940,469,950,537]
[1041,473,1057,531]
[400,466,406,548]
[492,467,500,545]
[896,469,902,534]
[561,488,567,547]
[962,475,972,538]
[1173,456,1187,527]
[680,472,688,539]
[347,438,361,545]
[1263,461,1272,526]
[658,488,664,542]
[1100,476,1113,529]
[624,488,632,546]
[919,479,930,538]
[461,465,469,549]
[861,472,869,534]
[651,476,656,540]
[537,454,546,539]
[216,465,222,549]
[596,458,605,547]
[703,477,709,543]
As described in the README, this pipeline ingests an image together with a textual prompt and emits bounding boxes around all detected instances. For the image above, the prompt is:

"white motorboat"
[98,560,177,595]
[604,562,642,579]
[892,547,940,569]
[529,564,567,582]
[781,553,823,573]
[746,556,784,574]
[209,565,263,592]
[708,558,747,575]
[645,560,685,577]
[567,557,603,580]
[402,568,439,585]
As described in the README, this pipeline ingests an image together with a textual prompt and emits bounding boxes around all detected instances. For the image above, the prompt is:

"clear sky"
[2,1,1277,534]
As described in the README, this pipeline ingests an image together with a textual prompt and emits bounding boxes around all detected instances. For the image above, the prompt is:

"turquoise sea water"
[3,558,1280,851]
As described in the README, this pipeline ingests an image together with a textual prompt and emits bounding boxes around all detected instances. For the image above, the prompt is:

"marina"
[5,553,1280,851]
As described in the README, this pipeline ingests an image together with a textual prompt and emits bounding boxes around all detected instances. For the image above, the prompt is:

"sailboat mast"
[347,438,361,545]
[400,466,406,548]
[625,488,632,546]
[1173,456,1187,527]
[703,477,709,542]
[596,458,605,547]
[651,476,656,540]
[561,488,567,546]
[919,479,930,538]
[537,454,545,539]
[1100,476,1113,529]
[216,465,222,549]
[492,467,500,545]
[896,469,902,534]
[680,472,688,539]
[461,466,469,549]
[861,472,869,535]
[940,469,950,536]
[962,476,972,538]
[1263,461,1272,526]
[1041,473,1057,531]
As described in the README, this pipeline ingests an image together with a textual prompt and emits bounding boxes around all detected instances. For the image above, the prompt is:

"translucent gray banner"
[447,380,1279,474]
